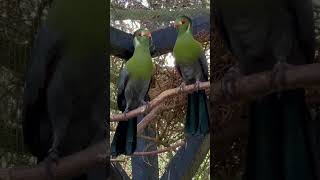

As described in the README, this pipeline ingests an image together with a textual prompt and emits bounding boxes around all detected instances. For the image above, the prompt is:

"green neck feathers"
[173,25,202,65]
[125,42,153,80]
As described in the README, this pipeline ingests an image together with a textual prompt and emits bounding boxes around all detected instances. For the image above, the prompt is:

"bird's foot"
[221,65,242,100]
[141,101,151,114]
[178,82,186,92]
[194,80,201,91]
[123,109,129,118]
[44,148,60,179]
[271,61,292,98]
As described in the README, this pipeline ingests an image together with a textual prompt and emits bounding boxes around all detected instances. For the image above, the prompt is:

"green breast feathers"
[173,32,203,65]
[125,47,153,80]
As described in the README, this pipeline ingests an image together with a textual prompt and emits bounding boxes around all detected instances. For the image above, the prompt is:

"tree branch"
[110,81,210,122]
[114,63,320,135]
[212,63,320,103]
[0,141,106,180]
[137,104,163,134]
[2,63,319,179]
[160,134,210,180]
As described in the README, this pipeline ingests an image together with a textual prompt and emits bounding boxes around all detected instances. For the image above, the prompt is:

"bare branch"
[110,81,210,122]
[212,63,320,103]
[0,141,106,180]
[114,63,320,134]
[137,104,163,134]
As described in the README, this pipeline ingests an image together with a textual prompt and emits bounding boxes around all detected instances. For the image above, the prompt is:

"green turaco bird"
[111,28,154,156]
[215,0,316,179]
[173,16,209,135]
[23,0,107,179]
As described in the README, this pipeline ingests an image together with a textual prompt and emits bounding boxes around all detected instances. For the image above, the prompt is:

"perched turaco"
[215,0,316,179]
[173,16,209,135]
[23,0,107,179]
[111,28,154,156]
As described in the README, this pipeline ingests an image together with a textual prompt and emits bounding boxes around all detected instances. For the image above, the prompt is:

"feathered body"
[173,16,209,135]
[214,0,316,179]
[111,29,153,156]
[23,1,107,179]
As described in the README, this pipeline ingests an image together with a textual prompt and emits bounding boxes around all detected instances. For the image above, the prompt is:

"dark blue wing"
[198,53,209,81]
[116,64,129,112]
[290,0,315,63]
[23,23,61,158]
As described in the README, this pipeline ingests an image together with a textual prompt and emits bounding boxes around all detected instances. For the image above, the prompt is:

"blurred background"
[0,0,53,167]
[1,0,320,179]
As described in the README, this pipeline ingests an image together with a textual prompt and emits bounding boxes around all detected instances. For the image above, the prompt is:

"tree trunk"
[160,134,210,180]
[132,116,159,180]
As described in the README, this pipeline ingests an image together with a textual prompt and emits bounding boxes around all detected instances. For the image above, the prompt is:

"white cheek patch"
[133,37,141,46]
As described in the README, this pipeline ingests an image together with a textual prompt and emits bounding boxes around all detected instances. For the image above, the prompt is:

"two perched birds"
[111,16,210,156]
[113,0,317,178]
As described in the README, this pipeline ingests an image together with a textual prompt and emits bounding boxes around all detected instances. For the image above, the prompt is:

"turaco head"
[133,28,152,48]
[174,15,192,34]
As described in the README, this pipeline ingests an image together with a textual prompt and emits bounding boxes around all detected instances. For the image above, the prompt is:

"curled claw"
[123,109,129,118]
[194,80,201,91]
[221,64,243,100]
[141,100,151,114]
[44,148,60,179]
[178,82,186,92]
[271,60,292,98]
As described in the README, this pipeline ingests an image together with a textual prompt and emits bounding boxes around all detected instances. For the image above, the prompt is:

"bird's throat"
[174,31,202,65]
[177,27,191,37]
[132,45,151,60]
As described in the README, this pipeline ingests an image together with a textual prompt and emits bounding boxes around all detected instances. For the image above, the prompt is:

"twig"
[137,104,163,134]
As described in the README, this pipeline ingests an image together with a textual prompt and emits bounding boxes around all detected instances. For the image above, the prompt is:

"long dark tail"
[111,116,139,156]
[246,89,316,180]
[185,90,209,135]
[280,89,315,180]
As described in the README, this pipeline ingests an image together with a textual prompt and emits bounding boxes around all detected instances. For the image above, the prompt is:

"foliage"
[0,0,44,167]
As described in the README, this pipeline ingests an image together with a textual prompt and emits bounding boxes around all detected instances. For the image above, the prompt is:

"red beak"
[146,32,151,38]
[173,22,182,29]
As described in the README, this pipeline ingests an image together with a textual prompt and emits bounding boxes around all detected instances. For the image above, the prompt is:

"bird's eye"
[181,20,186,24]
[139,33,142,36]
